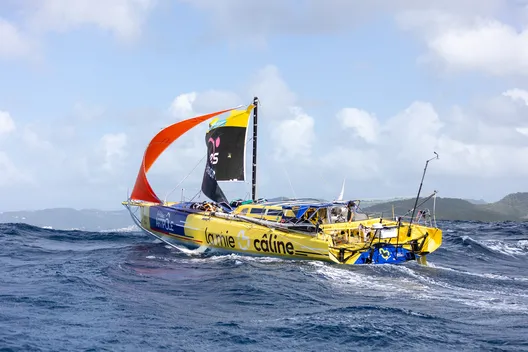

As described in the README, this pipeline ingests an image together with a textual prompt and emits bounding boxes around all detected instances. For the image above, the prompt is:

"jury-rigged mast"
[251,97,259,202]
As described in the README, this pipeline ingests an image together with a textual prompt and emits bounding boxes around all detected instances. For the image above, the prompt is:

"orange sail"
[130,107,239,203]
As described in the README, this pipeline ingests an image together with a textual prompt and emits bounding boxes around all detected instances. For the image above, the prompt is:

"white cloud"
[517,127,528,137]
[169,92,197,120]
[0,111,31,188]
[247,66,316,163]
[100,132,128,172]
[0,0,155,61]
[330,90,528,182]
[176,0,512,51]
[441,89,528,147]
[29,0,156,42]
[319,147,380,181]
[180,0,527,77]
[0,109,130,193]
[504,88,528,106]
[2,63,528,209]
[21,125,54,151]
[178,0,505,42]
[164,66,316,168]
[423,18,528,76]
[271,107,315,162]
[473,93,528,127]
[0,18,34,58]
[0,111,16,135]
[434,138,528,178]
[73,102,106,121]
[383,101,443,160]
[147,66,317,200]
[0,152,32,187]
[393,0,528,76]
[248,65,296,118]
[195,90,243,113]
[320,101,444,186]
[337,108,379,144]
[169,91,242,121]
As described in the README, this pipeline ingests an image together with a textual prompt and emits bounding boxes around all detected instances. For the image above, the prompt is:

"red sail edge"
[130,107,238,203]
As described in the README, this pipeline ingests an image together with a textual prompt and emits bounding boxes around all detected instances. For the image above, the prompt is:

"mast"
[251,97,259,202]
[407,152,439,236]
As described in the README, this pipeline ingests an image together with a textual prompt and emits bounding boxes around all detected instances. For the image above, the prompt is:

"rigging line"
[433,192,437,228]
[164,153,207,204]
[283,167,297,199]
[189,188,202,202]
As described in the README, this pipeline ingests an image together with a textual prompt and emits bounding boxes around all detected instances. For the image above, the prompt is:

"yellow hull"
[125,201,442,265]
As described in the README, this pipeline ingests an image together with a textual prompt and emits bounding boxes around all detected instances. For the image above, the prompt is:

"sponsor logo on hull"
[204,230,325,258]
[354,245,413,264]
[149,206,193,239]
[205,231,295,254]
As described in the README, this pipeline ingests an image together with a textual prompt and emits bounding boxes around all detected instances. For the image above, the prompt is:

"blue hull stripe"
[149,206,194,239]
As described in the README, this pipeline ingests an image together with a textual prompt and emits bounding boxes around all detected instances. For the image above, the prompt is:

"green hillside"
[362,193,528,222]
[480,192,528,220]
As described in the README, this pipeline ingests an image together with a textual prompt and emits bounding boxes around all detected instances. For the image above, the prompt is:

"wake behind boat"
[122,97,442,265]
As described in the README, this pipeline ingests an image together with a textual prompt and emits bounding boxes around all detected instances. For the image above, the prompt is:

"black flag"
[200,106,252,203]
[205,127,247,181]
[201,159,228,204]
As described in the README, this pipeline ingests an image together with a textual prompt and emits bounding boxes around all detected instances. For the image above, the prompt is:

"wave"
[306,260,528,314]
[447,234,528,259]
[1,220,527,270]
[0,223,143,255]
[99,225,140,233]
[2,221,527,259]
[2,220,528,351]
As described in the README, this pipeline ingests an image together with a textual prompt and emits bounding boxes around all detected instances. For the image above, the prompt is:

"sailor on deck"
[346,201,357,222]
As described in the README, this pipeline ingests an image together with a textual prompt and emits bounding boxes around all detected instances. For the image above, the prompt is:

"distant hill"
[358,197,412,208]
[480,192,528,220]
[464,198,488,205]
[362,192,528,222]
[0,208,133,231]
[1,192,527,229]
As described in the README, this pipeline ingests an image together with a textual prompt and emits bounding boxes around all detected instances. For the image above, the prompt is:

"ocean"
[1,221,527,351]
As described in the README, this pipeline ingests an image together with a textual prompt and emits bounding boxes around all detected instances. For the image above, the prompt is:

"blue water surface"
[1,221,527,351]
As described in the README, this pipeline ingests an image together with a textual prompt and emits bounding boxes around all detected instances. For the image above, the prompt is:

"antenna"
[407,151,439,236]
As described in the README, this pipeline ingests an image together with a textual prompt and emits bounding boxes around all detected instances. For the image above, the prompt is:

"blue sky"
[1,0,528,211]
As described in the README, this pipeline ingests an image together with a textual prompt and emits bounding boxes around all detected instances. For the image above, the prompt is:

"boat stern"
[414,225,442,255]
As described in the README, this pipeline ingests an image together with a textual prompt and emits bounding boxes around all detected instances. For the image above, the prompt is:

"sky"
[1,0,528,211]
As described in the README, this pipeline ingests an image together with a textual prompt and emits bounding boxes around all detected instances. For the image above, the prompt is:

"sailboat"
[122,97,442,264]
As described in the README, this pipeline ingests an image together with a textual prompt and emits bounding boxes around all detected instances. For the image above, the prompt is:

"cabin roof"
[243,198,331,208]
[234,199,341,219]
